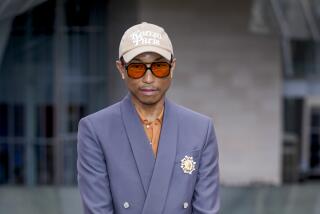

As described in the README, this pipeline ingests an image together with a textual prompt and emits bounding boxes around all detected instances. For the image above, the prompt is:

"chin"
[140,97,161,106]
[134,93,164,106]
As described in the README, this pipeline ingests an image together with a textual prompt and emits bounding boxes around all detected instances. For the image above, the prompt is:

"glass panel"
[14,104,25,137]
[0,144,8,184]
[35,143,54,184]
[65,0,92,27]
[0,0,108,186]
[68,104,85,133]
[310,108,320,171]
[36,105,54,138]
[12,143,25,184]
[290,40,316,77]
[282,98,303,182]
[0,104,8,137]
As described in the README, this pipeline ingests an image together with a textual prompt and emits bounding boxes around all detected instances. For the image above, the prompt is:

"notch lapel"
[120,94,155,194]
[142,98,179,214]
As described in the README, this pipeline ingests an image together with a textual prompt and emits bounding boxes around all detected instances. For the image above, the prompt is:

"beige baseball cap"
[119,22,173,63]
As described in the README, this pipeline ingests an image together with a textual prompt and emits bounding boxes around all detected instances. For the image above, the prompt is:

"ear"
[170,58,176,79]
[116,60,126,79]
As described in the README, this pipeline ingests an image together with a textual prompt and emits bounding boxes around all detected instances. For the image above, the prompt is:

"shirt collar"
[136,106,164,125]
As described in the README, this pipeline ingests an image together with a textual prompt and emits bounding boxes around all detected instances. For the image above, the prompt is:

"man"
[77,22,220,214]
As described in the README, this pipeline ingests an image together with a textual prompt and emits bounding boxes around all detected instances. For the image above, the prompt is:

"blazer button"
[123,202,130,209]
[183,202,189,209]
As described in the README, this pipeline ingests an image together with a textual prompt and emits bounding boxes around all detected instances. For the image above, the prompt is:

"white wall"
[138,0,282,185]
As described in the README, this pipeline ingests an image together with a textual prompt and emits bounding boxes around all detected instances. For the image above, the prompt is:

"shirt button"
[183,202,189,209]
[123,202,130,209]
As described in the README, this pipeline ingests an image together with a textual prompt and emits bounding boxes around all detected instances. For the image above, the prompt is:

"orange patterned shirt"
[136,107,164,157]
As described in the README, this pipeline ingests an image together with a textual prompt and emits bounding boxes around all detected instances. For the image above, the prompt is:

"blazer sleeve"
[77,117,114,214]
[192,120,220,214]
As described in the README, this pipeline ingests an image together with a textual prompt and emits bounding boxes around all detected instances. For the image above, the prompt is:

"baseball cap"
[119,22,174,63]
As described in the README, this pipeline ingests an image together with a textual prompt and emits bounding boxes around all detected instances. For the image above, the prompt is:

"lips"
[139,87,159,96]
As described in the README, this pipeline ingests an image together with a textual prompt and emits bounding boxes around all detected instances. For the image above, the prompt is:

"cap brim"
[122,46,172,63]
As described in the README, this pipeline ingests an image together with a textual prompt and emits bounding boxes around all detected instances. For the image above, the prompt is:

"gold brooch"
[180,156,196,174]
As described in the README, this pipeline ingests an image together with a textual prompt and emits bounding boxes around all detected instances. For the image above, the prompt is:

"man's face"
[116,52,176,106]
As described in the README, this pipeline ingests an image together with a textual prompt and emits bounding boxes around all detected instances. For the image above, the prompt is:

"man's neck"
[131,97,165,122]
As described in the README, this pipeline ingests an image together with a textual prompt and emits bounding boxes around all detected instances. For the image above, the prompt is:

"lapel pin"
[180,155,196,174]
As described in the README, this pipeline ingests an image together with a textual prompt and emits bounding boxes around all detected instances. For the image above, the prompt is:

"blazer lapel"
[120,94,156,194]
[142,98,179,214]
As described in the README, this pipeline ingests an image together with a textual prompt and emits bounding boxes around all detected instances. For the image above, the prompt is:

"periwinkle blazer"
[77,94,220,214]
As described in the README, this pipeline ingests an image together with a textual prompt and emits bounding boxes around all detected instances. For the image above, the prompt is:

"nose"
[142,68,155,83]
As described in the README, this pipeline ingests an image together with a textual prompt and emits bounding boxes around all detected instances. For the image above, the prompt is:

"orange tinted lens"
[127,63,146,78]
[151,62,170,77]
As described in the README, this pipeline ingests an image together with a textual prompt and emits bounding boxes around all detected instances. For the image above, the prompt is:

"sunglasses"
[122,60,172,79]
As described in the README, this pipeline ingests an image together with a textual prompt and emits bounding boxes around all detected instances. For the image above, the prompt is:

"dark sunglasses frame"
[120,56,173,79]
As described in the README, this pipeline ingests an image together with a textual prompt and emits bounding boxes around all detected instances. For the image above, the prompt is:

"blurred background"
[0,0,320,213]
